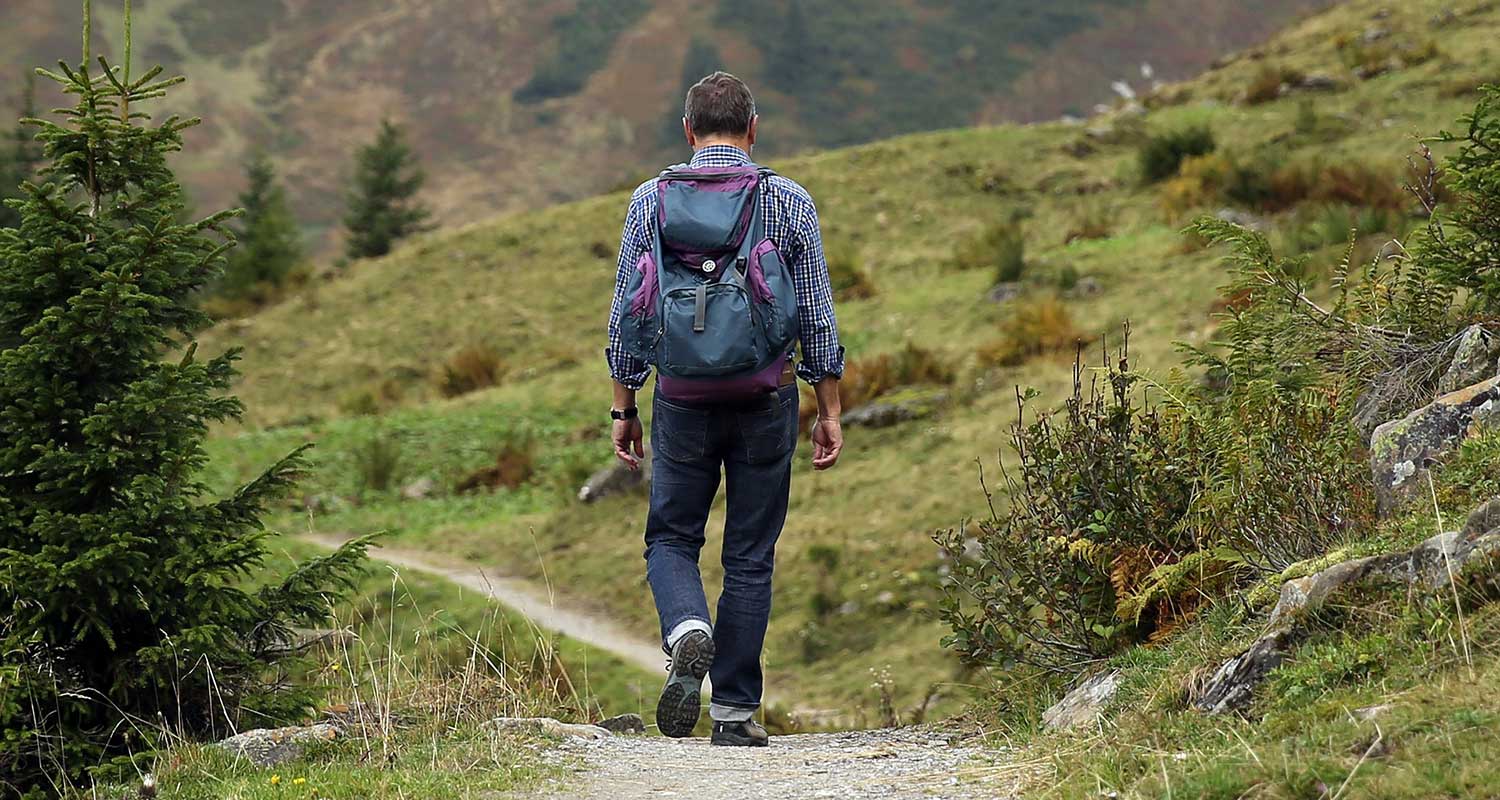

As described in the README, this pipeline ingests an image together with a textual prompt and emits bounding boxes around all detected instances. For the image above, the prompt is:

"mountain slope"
[194,0,1500,718]
[1,0,1333,252]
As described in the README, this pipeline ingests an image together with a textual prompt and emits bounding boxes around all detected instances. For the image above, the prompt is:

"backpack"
[615,165,800,402]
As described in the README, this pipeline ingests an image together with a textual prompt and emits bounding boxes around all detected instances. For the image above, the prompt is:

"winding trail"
[299,533,667,674]
[301,535,1033,798]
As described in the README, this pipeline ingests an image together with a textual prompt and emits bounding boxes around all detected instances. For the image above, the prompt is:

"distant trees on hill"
[218,151,303,298]
[343,119,431,260]
[0,73,39,230]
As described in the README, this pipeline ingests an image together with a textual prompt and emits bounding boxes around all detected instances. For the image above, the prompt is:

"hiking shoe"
[711,718,769,747]
[656,630,714,738]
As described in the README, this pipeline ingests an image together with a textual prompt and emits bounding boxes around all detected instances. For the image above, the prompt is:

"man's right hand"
[811,417,843,471]
[613,418,645,470]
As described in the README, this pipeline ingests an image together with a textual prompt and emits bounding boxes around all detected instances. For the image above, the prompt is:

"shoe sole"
[656,633,714,738]
[710,733,769,747]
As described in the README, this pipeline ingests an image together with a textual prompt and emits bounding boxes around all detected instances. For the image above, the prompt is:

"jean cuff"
[709,702,756,723]
[664,618,713,652]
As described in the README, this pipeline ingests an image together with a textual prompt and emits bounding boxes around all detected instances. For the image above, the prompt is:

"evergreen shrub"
[1138,125,1216,184]
[0,10,370,793]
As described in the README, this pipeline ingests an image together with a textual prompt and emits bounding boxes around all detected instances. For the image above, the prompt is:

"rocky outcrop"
[1369,376,1500,516]
[843,390,948,430]
[1195,629,1300,716]
[217,724,340,767]
[1196,522,1500,715]
[487,717,612,740]
[1436,325,1500,395]
[1463,497,1500,539]
[1042,670,1120,731]
[578,451,652,503]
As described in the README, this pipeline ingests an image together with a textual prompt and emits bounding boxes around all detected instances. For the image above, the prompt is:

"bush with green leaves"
[1138,125,1216,184]
[936,92,1500,675]
[0,10,369,794]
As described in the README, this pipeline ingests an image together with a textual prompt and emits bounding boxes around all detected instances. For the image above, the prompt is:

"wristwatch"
[610,407,639,421]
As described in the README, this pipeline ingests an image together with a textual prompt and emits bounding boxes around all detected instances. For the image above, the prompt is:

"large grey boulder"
[217,724,340,767]
[1042,670,1120,731]
[1369,375,1500,516]
[578,451,652,503]
[1437,325,1500,395]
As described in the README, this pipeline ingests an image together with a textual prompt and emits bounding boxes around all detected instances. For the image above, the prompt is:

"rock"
[487,717,612,740]
[1195,629,1300,715]
[1370,375,1500,515]
[401,476,436,501]
[217,724,340,767]
[1203,525,1500,714]
[597,713,646,735]
[1268,531,1473,627]
[1437,326,1500,395]
[1464,497,1500,539]
[1362,26,1391,43]
[1064,277,1102,298]
[1296,72,1343,92]
[1042,670,1120,731]
[1353,703,1394,721]
[842,391,947,429]
[987,282,1022,303]
[1214,208,1267,232]
[578,451,652,503]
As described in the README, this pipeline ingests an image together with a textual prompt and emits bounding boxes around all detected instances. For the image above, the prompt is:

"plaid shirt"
[606,144,845,390]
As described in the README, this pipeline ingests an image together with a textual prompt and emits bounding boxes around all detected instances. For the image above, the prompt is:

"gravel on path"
[524,727,1033,800]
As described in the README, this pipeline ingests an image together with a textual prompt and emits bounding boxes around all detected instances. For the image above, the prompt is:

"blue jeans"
[644,383,800,714]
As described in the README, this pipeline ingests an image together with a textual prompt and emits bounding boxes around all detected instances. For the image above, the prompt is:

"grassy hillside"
[0,0,1332,252]
[195,0,1500,723]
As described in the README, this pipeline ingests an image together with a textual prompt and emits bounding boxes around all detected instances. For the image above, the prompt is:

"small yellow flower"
[293,777,307,786]
[269,775,281,785]
[329,662,340,672]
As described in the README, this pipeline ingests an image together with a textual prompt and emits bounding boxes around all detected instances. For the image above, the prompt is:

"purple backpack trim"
[746,239,776,303]
[657,352,788,403]
[629,252,658,317]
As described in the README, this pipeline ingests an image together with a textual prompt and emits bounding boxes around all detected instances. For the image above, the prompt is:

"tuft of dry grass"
[455,441,537,494]
[979,295,1089,367]
[437,345,506,398]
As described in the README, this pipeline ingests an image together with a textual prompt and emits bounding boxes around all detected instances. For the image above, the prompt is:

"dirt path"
[528,727,1033,799]
[299,534,667,675]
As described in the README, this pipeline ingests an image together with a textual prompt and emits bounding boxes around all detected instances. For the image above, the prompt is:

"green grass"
[97,725,560,800]
[195,0,1500,722]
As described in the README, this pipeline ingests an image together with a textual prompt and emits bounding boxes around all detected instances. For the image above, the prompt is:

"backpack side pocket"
[617,252,659,363]
[749,239,799,353]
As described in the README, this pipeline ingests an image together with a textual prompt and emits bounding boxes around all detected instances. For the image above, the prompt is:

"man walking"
[605,72,845,747]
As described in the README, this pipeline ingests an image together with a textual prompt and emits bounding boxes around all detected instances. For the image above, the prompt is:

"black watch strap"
[610,407,639,421]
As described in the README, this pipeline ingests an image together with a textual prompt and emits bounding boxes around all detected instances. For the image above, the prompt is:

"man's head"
[683,71,757,152]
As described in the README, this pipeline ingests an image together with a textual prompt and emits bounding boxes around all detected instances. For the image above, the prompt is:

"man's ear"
[747,115,758,148]
[683,118,695,148]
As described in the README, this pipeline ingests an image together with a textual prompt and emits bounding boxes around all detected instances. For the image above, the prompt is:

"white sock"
[665,619,712,650]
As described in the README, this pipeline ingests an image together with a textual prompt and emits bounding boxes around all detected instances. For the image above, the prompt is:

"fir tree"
[219,150,303,300]
[0,73,40,229]
[342,119,431,260]
[0,3,370,792]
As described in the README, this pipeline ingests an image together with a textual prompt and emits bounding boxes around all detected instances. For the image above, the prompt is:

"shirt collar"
[689,144,752,168]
